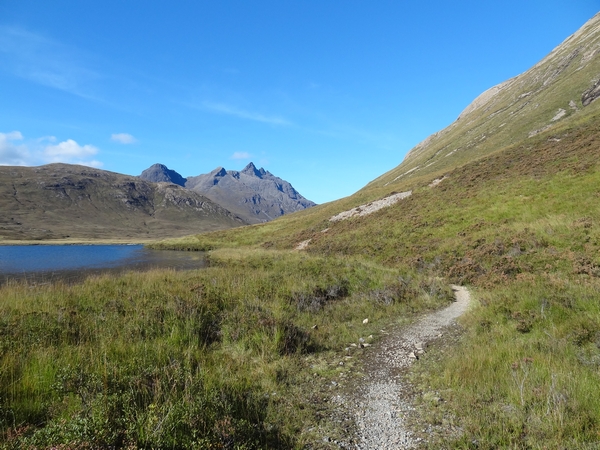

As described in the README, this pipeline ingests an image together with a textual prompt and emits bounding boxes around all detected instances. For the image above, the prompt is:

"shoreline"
[0,238,160,246]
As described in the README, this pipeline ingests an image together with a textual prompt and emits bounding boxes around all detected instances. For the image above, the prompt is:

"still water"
[0,245,206,284]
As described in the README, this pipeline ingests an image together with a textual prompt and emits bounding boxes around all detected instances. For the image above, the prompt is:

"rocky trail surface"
[331,286,471,449]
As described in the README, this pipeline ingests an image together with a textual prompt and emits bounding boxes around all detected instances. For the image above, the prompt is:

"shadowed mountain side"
[185,162,316,224]
[0,164,246,241]
[140,163,187,187]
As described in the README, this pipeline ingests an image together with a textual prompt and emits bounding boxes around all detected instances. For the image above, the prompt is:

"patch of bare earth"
[296,239,312,250]
[329,191,412,222]
[428,176,447,188]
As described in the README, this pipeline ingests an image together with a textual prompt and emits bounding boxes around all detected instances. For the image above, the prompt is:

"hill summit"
[140,163,187,187]
[0,163,245,241]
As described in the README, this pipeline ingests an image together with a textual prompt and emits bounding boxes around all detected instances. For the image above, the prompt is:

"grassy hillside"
[368,12,600,190]
[0,164,246,242]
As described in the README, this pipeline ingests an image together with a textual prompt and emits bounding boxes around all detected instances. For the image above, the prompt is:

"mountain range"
[0,161,315,241]
[140,162,315,224]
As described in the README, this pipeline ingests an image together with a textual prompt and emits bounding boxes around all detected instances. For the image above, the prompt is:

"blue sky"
[0,1,597,204]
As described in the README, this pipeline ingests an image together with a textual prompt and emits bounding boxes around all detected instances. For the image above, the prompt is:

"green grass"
[0,250,451,448]
[412,276,600,449]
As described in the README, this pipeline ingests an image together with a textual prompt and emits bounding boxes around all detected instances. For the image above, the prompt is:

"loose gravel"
[329,191,412,222]
[351,286,471,449]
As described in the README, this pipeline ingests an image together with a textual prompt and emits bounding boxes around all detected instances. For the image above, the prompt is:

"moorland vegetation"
[2,12,600,450]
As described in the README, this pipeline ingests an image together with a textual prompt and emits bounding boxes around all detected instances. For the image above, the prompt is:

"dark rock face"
[582,78,600,106]
[185,162,316,224]
[140,163,187,187]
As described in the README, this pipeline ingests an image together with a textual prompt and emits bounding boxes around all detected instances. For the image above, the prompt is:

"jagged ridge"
[185,162,316,224]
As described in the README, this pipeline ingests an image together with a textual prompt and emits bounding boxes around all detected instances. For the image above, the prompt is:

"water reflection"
[0,245,206,285]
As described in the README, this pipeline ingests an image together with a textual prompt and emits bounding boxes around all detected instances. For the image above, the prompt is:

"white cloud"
[3,131,23,141]
[0,131,103,168]
[110,133,137,144]
[36,135,57,143]
[230,151,251,160]
[0,131,30,166]
[45,139,98,159]
[201,101,291,126]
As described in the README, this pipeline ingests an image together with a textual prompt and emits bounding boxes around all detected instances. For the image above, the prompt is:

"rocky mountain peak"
[140,163,187,187]
[241,162,265,178]
[140,160,315,224]
[184,163,316,224]
[211,167,227,177]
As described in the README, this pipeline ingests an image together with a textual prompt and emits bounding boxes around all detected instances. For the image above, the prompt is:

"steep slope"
[140,163,187,187]
[367,12,600,190]
[0,163,246,241]
[185,162,316,224]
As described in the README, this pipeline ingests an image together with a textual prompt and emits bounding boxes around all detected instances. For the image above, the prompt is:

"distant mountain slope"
[185,162,316,224]
[0,164,246,241]
[367,12,600,190]
[140,163,187,187]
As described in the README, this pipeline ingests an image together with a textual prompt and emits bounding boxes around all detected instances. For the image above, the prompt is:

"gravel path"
[353,286,471,449]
